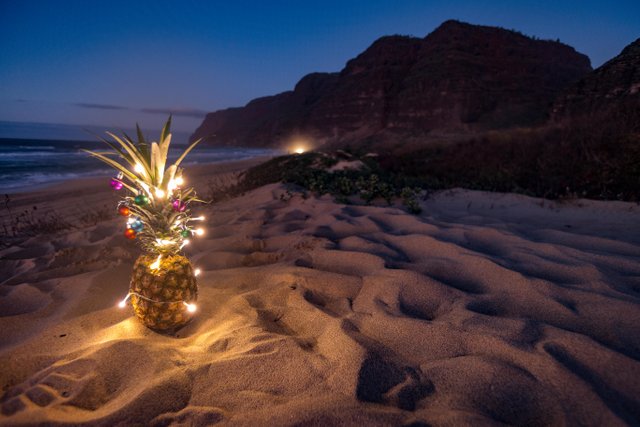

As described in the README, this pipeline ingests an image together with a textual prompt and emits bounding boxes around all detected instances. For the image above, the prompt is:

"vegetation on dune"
[378,110,640,201]
[219,106,639,209]
[213,151,423,214]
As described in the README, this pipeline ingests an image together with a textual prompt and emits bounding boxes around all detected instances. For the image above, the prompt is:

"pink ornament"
[110,178,123,190]
[172,199,186,212]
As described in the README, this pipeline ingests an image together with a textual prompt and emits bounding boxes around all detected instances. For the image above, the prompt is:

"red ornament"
[124,228,136,239]
[118,206,130,216]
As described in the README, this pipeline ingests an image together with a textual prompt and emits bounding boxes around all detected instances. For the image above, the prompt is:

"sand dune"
[1,179,640,425]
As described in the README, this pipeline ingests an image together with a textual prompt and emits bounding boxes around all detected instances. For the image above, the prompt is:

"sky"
[1,0,639,135]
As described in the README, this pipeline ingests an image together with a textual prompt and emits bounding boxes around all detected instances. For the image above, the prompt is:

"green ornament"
[181,229,192,238]
[134,194,149,205]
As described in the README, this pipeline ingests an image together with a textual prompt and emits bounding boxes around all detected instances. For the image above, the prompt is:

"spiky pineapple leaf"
[160,115,172,146]
[173,138,202,169]
[136,124,146,145]
[106,131,153,181]
[82,149,138,183]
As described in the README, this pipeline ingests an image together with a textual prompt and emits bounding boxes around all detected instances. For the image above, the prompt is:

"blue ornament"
[131,218,144,232]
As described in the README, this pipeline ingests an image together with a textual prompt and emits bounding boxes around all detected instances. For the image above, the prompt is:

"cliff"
[552,38,640,124]
[191,20,592,148]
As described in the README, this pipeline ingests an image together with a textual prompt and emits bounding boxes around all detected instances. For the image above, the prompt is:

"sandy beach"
[1,160,640,426]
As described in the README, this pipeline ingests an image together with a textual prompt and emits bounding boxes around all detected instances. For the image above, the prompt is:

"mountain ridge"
[191,20,592,148]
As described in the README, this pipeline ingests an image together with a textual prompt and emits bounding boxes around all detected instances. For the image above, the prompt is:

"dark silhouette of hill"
[191,20,591,148]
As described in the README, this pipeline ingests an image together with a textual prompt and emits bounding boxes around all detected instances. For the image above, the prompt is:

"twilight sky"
[1,0,639,134]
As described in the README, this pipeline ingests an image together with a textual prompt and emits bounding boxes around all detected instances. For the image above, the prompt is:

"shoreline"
[1,153,279,196]
[0,156,273,233]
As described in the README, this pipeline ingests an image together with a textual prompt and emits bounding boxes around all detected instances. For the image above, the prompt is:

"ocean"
[0,137,279,193]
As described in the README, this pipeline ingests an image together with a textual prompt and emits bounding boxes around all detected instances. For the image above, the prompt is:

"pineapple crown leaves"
[83,117,204,254]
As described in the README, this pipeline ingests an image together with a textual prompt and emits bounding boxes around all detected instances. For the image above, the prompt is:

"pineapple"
[130,254,197,331]
[84,117,204,331]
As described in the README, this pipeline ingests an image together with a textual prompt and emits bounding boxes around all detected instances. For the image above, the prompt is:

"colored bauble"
[124,228,137,239]
[118,206,131,216]
[172,199,187,212]
[129,253,198,331]
[134,194,149,206]
[110,178,123,190]
[181,229,192,238]
[131,218,144,232]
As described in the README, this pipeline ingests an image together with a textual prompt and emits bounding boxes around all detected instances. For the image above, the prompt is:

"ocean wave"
[17,145,56,150]
[0,151,85,159]
[1,170,111,192]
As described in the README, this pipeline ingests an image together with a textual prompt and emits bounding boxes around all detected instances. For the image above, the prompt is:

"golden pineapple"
[84,117,205,331]
[130,253,197,331]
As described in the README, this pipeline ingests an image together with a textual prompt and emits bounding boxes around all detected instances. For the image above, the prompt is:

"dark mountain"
[191,20,592,148]
[552,38,640,123]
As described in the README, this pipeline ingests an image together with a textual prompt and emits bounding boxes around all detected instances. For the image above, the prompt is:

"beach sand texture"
[1,174,640,425]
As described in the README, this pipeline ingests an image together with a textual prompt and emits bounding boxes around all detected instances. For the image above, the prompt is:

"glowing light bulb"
[194,268,201,277]
[150,255,162,270]
[118,293,131,308]
[193,216,205,221]
[195,228,204,236]
[174,176,184,186]
[183,302,197,313]
[155,189,165,199]
[134,163,144,173]
[294,147,305,154]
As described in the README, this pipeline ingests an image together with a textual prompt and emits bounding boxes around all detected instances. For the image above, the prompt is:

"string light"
[155,188,165,199]
[134,163,144,173]
[190,216,205,221]
[117,291,197,313]
[194,268,201,277]
[174,176,184,186]
[195,228,204,236]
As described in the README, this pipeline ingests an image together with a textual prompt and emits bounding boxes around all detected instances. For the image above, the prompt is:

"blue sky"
[1,0,638,133]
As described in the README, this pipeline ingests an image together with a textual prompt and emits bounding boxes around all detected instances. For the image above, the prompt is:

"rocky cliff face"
[552,38,640,122]
[191,20,592,147]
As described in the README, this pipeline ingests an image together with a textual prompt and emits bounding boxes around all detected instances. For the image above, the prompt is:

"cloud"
[74,102,130,110]
[73,102,209,117]
[140,107,209,118]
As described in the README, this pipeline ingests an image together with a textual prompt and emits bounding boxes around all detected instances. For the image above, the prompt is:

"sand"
[1,163,640,426]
